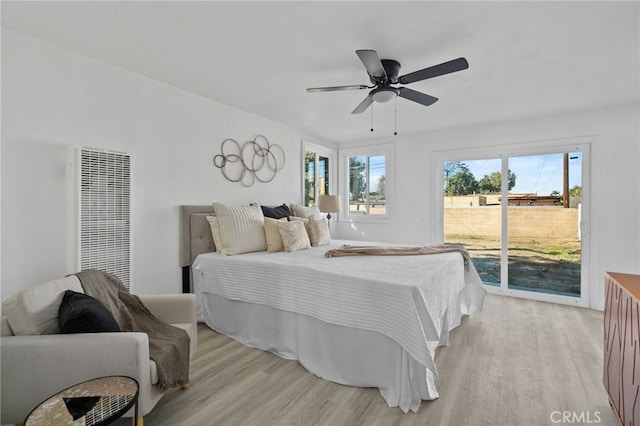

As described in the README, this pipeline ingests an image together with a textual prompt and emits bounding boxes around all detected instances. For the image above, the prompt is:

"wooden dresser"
[604,272,640,426]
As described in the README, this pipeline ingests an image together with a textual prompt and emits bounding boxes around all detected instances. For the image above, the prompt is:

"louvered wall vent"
[75,147,132,289]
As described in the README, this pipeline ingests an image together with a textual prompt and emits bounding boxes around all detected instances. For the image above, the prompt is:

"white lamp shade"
[318,195,342,214]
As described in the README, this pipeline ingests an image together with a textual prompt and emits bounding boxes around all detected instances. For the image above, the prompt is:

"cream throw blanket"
[325,244,471,268]
[75,270,190,391]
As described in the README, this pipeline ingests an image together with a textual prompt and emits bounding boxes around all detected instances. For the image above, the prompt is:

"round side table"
[24,376,139,426]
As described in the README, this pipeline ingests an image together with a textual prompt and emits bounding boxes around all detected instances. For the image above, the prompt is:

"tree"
[443,161,467,180]
[377,175,386,198]
[444,162,472,195]
[477,175,494,193]
[477,170,516,193]
[506,169,517,191]
[304,152,316,206]
[447,169,478,195]
[444,163,516,196]
[349,157,366,201]
[569,185,582,197]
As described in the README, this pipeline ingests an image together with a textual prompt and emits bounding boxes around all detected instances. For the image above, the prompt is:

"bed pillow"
[261,203,292,219]
[277,220,311,252]
[308,217,331,247]
[206,215,223,253]
[213,202,267,255]
[290,202,323,219]
[58,290,120,334]
[264,217,288,252]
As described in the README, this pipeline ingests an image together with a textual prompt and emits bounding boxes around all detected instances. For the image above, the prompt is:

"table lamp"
[318,195,342,229]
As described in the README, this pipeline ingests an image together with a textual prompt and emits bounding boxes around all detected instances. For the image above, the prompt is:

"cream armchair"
[0,276,197,425]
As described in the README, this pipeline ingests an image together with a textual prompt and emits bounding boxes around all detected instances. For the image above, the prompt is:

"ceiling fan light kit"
[371,87,398,103]
[307,49,468,135]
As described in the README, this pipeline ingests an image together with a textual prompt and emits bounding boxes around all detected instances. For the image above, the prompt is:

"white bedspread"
[193,240,486,381]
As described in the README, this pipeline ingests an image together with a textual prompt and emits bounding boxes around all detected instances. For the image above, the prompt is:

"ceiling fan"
[307,50,469,114]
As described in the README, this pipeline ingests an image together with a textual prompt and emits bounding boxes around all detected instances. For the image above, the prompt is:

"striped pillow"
[212,202,266,255]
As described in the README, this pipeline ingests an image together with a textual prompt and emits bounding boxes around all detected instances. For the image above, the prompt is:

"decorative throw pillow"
[264,217,287,252]
[213,202,267,255]
[277,220,311,252]
[261,203,292,219]
[289,216,310,235]
[58,290,120,333]
[2,275,85,335]
[206,215,223,253]
[290,202,323,219]
[308,217,331,246]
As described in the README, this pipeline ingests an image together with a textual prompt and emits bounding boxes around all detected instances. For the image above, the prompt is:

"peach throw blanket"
[325,244,471,268]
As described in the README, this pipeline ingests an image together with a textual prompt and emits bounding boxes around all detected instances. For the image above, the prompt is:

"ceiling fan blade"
[351,96,374,114]
[356,50,387,81]
[397,87,439,107]
[306,84,369,93]
[398,57,469,84]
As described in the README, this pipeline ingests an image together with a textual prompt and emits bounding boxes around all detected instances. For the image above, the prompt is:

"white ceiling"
[2,1,639,143]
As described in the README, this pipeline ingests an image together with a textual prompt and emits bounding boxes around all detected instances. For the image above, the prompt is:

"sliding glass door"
[443,157,502,287]
[507,152,583,297]
[439,141,589,305]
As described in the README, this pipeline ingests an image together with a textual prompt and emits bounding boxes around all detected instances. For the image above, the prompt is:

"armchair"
[0,276,197,425]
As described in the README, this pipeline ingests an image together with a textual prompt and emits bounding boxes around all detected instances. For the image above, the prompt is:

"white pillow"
[3,276,84,335]
[277,220,311,252]
[289,216,310,236]
[264,217,287,252]
[206,215,222,253]
[308,217,331,247]
[213,202,267,255]
[290,202,323,219]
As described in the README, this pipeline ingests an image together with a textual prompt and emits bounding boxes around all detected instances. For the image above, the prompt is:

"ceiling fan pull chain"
[370,104,374,132]
[394,96,398,136]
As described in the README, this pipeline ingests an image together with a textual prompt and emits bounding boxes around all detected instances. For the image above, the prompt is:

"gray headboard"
[179,205,216,268]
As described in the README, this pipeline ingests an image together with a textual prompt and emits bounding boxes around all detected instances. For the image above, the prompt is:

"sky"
[458,152,582,196]
[363,152,583,196]
[369,155,386,192]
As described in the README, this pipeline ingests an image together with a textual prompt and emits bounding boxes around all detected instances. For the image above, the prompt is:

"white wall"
[336,104,640,310]
[1,28,319,298]
[3,28,638,312]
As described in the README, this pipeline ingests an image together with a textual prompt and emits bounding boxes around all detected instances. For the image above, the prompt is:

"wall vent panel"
[75,147,131,289]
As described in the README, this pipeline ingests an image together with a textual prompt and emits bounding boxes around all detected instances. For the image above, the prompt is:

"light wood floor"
[116,294,618,425]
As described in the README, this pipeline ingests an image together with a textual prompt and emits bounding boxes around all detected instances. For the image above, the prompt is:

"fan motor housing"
[379,59,401,84]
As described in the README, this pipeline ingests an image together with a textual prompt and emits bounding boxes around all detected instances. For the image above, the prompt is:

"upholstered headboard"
[179,205,217,293]
[179,205,216,268]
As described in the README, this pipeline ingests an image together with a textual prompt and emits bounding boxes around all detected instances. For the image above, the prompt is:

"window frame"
[434,137,592,308]
[339,143,394,222]
[301,140,337,207]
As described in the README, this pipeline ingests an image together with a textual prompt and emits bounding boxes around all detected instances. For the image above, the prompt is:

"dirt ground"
[446,236,582,296]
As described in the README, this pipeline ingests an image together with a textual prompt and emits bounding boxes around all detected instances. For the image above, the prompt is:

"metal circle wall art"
[213,135,286,187]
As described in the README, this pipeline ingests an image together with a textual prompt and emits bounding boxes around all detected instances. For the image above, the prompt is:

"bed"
[180,204,487,413]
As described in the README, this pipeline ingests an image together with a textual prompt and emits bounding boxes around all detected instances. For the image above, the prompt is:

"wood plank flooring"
[115,295,618,425]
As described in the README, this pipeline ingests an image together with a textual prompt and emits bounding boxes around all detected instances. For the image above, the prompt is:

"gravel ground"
[447,236,581,296]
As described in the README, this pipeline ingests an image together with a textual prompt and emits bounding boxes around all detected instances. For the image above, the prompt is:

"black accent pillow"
[261,203,292,219]
[58,290,120,333]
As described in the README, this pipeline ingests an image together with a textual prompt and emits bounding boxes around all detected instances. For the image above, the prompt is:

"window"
[302,141,336,206]
[340,143,394,219]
